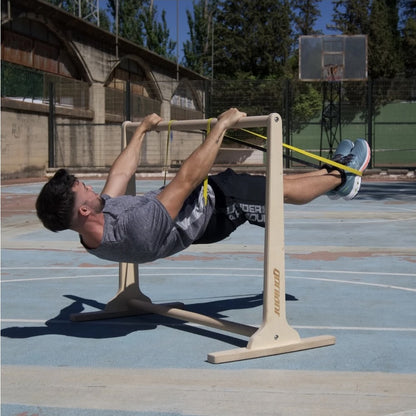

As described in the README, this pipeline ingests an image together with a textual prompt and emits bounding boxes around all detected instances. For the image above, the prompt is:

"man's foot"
[327,139,355,200]
[332,139,371,200]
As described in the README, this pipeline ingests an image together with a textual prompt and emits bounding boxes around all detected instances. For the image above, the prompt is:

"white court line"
[289,275,416,293]
[2,266,416,277]
[1,266,119,270]
[1,274,116,283]
[285,217,416,225]
[1,318,416,333]
[288,269,416,277]
[294,325,416,332]
[2,266,256,270]
[2,272,415,292]
[0,273,261,283]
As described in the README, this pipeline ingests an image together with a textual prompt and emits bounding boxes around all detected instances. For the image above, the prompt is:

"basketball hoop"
[322,64,344,82]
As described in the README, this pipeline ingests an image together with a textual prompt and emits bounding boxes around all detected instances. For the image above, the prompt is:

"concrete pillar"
[90,82,106,166]
[160,99,171,121]
[159,99,172,168]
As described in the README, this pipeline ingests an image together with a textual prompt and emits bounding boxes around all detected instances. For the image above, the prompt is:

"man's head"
[36,169,77,232]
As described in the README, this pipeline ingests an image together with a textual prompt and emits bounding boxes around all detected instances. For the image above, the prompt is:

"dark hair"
[36,169,77,232]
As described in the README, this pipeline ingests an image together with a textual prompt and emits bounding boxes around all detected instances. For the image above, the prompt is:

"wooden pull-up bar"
[126,114,271,132]
[71,113,335,363]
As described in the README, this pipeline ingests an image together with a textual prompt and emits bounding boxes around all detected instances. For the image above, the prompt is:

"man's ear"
[79,205,91,217]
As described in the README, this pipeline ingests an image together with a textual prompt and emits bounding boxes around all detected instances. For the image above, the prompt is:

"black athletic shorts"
[194,168,266,244]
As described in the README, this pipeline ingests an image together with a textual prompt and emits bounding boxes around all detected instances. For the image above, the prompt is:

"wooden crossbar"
[128,299,257,338]
[71,114,335,363]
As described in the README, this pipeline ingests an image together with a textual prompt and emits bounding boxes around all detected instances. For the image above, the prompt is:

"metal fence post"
[48,82,55,168]
[125,80,131,121]
[367,79,373,168]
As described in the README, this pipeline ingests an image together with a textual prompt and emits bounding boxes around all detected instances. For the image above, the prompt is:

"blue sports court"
[2,177,416,416]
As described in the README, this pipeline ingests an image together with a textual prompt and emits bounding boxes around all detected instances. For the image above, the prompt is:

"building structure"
[1,0,207,178]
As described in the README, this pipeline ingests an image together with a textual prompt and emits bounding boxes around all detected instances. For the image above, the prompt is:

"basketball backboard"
[299,35,368,81]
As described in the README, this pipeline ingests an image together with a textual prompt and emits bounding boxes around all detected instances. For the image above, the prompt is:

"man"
[36,108,371,264]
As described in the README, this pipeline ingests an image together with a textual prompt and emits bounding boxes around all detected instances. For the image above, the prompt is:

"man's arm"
[157,108,246,219]
[102,113,162,197]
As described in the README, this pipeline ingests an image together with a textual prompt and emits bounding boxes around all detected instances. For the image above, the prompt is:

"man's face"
[72,180,103,214]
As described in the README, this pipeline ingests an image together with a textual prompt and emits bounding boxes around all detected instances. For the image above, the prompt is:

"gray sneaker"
[334,139,371,200]
[327,139,355,200]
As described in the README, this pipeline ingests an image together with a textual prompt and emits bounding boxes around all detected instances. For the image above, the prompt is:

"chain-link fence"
[53,78,414,170]
[208,78,416,169]
[2,64,415,171]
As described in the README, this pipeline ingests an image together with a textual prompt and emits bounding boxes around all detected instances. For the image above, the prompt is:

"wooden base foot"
[207,335,336,364]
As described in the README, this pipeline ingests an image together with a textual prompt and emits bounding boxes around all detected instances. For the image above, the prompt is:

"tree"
[106,0,176,59]
[332,0,371,34]
[401,0,416,76]
[142,6,176,60]
[183,0,219,76]
[213,0,294,79]
[332,0,402,77]
[99,9,111,31]
[46,0,108,27]
[368,0,402,78]
[106,0,148,45]
[293,0,322,35]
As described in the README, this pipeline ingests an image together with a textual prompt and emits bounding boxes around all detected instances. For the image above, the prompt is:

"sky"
[154,0,336,60]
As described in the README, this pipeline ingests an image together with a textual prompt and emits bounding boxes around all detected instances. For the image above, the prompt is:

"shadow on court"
[1,292,297,347]
[357,181,416,200]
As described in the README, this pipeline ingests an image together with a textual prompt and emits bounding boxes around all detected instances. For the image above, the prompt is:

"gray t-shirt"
[82,185,215,264]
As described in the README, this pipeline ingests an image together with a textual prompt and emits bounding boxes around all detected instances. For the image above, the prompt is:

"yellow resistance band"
[203,118,213,205]
[240,128,362,177]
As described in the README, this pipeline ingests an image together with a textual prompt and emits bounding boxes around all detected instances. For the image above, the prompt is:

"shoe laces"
[337,154,355,165]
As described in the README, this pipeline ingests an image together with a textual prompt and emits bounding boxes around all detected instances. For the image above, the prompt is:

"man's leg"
[210,169,266,226]
[284,138,370,203]
[194,169,266,244]
[195,136,370,243]
[208,168,341,226]
[283,169,342,205]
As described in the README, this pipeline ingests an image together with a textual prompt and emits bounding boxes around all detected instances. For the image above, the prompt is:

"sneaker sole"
[356,140,371,172]
[343,175,362,200]
[342,140,370,200]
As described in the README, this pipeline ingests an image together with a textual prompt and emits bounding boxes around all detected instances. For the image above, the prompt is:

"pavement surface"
[1,177,416,416]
